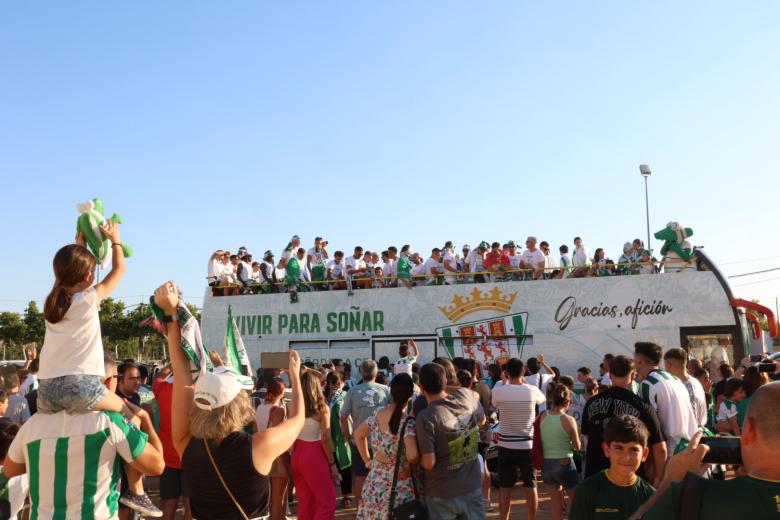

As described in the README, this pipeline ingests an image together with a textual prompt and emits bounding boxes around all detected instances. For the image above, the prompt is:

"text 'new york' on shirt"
[580,386,664,479]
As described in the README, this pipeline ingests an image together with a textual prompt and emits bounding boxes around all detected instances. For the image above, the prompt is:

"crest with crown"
[438,286,517,322]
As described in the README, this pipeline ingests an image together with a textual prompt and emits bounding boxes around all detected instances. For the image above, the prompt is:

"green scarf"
[329,390,352,469]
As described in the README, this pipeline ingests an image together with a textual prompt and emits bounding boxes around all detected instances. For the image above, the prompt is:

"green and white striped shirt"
[639,369,698,454]
[8,411,148,520]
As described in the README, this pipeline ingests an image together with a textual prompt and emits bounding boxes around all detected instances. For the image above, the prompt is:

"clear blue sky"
[2,2,779,314]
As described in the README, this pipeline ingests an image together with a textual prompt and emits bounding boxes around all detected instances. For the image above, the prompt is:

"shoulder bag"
[388,417,428,520]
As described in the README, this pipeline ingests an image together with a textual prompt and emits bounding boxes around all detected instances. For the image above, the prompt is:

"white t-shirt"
[383,259,396,278]
[0,471,28,519]
[684,375,708,428]
[411,263,426,284]
[207,258,221,282]
[19,373,38,398]
[572,246,589,267]
[442,251,458,284]
[39,287,105,378]
[423,257,441,285]
[345,256,366,276]
[491,383,546,449]
[307,247,327,268]
[639,370,698,452]
[545,253,560,270]
[600,372,613,386]
[521,249,546,269]
[717,399,739,423]
[524,372,554,412]
[326,259,347,279]
[394,355,417,376]
[507,254,523,269]
[467,250,486,274]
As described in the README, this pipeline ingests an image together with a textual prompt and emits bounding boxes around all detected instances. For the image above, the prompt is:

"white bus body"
[202,253,751,376]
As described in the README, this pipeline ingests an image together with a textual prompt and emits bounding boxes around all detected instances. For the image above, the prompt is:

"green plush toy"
[76,198,133,268]
[654,221,695,271]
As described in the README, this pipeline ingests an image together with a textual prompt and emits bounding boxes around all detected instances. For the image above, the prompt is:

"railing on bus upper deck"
[207,257,701,295]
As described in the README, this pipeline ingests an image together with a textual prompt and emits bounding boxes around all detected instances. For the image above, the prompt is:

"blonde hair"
[301,370,328,418]
[189,390,254,442]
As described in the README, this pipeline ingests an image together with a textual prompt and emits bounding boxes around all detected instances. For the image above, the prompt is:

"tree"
[100,298,132,343]
[23,301,45,345]
[0,312,26,345]
[0,311,27,359]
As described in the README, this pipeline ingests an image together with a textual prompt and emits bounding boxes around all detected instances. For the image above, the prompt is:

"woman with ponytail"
[354,373,419,520]
[539,384,582,520]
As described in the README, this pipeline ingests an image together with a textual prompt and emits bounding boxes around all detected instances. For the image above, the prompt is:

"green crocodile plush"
[654,221,695,271]
[76,198,133,268]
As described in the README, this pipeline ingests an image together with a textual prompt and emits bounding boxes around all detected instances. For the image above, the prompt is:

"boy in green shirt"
[570,415,655,520]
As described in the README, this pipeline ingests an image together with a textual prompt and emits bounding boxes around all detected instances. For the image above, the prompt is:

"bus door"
[371,335,438,366]
[680,325,744,376]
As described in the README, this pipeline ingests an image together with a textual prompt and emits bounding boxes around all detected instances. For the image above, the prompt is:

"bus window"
[684,332,735,381]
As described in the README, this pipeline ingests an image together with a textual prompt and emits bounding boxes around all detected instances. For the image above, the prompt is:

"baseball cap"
[264,250,274,258]
[193,367,243,411]
[291,235,300,241]
[507,240,517,247]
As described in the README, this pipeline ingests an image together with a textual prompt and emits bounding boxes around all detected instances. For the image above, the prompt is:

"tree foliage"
[23,301,45,345]
[0,298,202,362]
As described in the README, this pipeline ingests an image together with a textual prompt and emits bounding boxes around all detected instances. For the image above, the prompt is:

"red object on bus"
[731,298,779,338]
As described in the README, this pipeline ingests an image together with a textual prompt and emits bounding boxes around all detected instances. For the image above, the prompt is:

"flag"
[224,305,255,389]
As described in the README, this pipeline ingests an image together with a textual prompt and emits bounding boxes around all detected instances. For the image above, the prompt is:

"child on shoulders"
[37,222,161,517]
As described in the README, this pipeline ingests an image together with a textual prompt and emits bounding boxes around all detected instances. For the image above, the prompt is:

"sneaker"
[483,498,494,511]
[120,491,163,518]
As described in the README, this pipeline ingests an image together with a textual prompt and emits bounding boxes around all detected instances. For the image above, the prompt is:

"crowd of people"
[206,235,690,296]
[4,220,777,520]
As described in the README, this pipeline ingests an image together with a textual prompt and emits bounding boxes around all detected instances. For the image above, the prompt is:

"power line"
[732,276,780,288]
[720,255,780,265]
[727,267,780,279]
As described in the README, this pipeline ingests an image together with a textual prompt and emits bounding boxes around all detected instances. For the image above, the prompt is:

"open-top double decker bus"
[201,249,777,379]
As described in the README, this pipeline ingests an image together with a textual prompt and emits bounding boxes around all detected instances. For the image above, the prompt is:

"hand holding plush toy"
[76,198,133,268]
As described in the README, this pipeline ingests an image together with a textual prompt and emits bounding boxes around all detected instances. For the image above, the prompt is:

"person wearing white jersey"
[441,242,459,285]
[383,246,398,287]
[663,347,708,428]
[520,237,546,280]
[633,342,698,455]
[423,248,443,286]
[3,369,164,519]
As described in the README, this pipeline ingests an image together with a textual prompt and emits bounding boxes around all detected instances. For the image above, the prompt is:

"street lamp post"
[639,164,652,250]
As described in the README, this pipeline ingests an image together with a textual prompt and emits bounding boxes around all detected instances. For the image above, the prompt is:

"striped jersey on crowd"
[639,370,698,453]
[7,410,148,520]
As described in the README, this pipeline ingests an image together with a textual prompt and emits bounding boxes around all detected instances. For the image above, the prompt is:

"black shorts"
[160,467,187,500]
[351,444,370,477]
[498,447,536,488]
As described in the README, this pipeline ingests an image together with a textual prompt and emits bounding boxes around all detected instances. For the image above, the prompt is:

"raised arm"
[94,221,126,301]
[252,350,305,475]
[408,339,420,359]
[153,283,193,458]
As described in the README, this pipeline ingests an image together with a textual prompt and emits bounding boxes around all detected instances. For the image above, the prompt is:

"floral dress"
[356,410,416,520]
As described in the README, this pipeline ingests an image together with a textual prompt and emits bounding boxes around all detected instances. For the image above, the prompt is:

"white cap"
[193,367,243,411]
